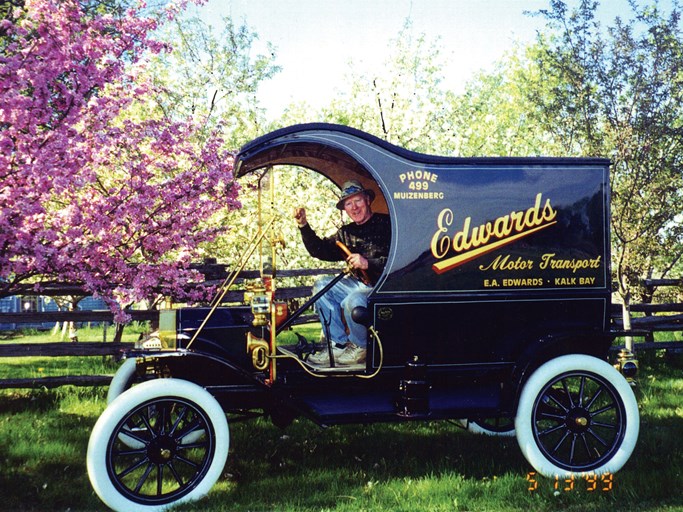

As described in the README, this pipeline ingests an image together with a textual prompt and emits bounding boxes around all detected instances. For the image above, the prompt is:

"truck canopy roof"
[235,123,610,216]
[236,123,611,297]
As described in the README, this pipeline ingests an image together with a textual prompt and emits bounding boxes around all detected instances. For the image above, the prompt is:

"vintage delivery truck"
[87,123,639,511]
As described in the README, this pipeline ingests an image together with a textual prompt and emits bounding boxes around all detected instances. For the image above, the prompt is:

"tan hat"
[336,180,375,210]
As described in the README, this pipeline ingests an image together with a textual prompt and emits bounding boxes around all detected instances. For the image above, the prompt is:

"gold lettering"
[511,210,526,231]
[492,215,512,238]
[471,223,493,247]
[479,254,533,271]
[523,193,541,226]
[543,197,557,222]
[539,253,555,270]
[401,169,439,184]
[479,255,502,271]
[430,208,453,259]
[502,278,543,287]
[452,216,472,252]
[432,193,558,274]
[540,253,602,273]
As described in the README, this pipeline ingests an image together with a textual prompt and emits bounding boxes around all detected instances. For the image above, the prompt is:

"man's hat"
[336,180,375,210]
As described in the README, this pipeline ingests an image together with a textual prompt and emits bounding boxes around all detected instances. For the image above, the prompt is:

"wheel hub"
[566,408,590,433]
[148,436,177,464]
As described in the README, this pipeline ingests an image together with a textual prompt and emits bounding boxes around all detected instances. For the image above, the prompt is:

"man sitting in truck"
[293,180,390,367]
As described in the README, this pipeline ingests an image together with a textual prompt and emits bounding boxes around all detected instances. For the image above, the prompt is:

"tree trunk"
[113,323,125,343]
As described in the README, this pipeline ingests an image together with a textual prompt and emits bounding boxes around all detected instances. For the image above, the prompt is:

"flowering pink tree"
[0,0,241,321]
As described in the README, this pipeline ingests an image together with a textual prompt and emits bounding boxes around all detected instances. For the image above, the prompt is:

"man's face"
[343,193,372,224]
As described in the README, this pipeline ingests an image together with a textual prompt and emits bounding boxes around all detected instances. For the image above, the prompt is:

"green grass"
[0,325,147,384]
[0,354,120,381]
[0,356,681,512]
[0,322,151,344]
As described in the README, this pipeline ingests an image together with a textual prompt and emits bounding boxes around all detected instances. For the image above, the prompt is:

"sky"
[195,0,630,120]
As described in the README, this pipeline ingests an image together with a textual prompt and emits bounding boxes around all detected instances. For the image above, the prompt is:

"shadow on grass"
[229,418,528,480]
[171,419,529,511]
[0,388,61,413]
[180,411,683,512]
[0,389,106,511]
[0,362,681,512]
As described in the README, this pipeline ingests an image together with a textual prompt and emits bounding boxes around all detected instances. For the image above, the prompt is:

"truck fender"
[507,331,612,412]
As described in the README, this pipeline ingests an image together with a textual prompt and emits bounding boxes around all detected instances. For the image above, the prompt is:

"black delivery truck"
[87,124,639,512]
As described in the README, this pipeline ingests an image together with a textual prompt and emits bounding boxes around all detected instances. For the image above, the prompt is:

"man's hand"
[293,207,307,227]
[346,253,369,270]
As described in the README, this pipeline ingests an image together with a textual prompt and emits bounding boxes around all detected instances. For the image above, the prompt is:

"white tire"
[515,354,639,477]
[467,417,515,437]
[107,358,138,405]
[87,378,229,512]
[107,360,204,447]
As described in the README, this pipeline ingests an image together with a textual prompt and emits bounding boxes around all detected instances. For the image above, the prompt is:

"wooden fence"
[0,266,334,388]
[1,270,681,389]
[610,279,683,352]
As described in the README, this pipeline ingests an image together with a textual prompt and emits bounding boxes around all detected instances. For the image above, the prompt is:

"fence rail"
[1,270,681,389]
[0,375,113,389]
[0,342,130,358]
[0,310,159,323]
[0,267,334,388]
[0,342,131,388]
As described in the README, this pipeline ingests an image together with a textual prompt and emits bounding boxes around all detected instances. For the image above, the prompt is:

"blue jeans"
[312,275,371,348]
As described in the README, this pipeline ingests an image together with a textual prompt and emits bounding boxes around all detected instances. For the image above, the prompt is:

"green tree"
[132,13,286,275]
[446,44,566,157]
[144,13,281,147]
[320,20,457,154]
[528,0,683,344]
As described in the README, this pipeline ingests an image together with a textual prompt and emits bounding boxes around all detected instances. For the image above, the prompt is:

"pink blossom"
[1,0,241,317]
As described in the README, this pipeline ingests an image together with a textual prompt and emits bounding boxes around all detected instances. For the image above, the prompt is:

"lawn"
[0,340,681,511]
[0,323,151,345]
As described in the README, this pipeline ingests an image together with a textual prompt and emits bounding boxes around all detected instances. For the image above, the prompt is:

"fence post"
[621,300,634,353]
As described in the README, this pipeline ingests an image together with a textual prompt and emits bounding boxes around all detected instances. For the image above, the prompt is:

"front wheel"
[87,379,229,512]
[107,357,139,405]
[515,354,639,477]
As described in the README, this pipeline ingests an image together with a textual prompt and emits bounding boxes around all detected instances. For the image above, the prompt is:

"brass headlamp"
[245,280,271,326]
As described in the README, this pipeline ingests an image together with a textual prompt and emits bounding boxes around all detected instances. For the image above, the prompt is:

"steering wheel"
[336,241,371,285]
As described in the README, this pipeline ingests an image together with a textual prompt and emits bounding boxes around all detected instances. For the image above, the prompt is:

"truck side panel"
[379,164,609,296]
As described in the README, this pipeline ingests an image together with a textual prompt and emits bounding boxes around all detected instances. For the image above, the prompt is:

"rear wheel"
[467,417,515,437]
[515,354,639,477]
[87,379,229,512]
